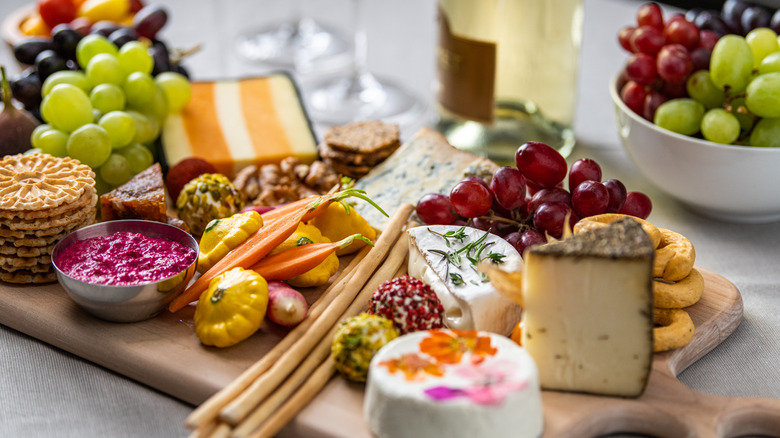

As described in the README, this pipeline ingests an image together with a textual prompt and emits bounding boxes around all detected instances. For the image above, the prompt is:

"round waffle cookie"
[0,154,96,285]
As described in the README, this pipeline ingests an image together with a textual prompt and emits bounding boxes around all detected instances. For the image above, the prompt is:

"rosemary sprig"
[450,273,465,286]
[427,229,507,286]
[427,226,468,248]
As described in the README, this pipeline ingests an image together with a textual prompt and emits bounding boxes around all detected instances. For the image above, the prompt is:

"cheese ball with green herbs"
[332,313,399,382]
[175,173,244,236]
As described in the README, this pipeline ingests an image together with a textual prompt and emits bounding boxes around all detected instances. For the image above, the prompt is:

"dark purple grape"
[108,27,138,48]
[533,202,575,239]
[133,5,169,39]
[741,6,770,34]
[528,187,571,214]
[693,10,730,36]
[34,50,68,81]
[90,21,122,37]
[771,9,780,34]
[10,69,42,110]
[150,40,171,75]
[604,179,627,213]
[13,39,55,65]
[685,9,702,23]
[722,0,749,34]
[691,48,712,71]
[518,230,546,257]
[51,24,82,61]
[172,62,190,79]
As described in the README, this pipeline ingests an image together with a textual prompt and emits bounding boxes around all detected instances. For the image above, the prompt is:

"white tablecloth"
[1,0,779,436]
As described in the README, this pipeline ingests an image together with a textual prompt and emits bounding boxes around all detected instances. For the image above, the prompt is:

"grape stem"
[469,209,534,233]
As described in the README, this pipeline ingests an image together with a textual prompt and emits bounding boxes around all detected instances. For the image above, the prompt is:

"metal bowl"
[51,220,199,323]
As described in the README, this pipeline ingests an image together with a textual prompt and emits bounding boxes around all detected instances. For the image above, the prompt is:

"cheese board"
[1,244,779,438]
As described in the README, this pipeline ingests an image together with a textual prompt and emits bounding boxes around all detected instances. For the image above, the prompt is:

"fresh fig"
[0,66,40,156]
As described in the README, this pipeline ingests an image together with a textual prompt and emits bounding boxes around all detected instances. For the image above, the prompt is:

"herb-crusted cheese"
[522,218,655,397]
[353,128,497,230]
[407,225,523,336]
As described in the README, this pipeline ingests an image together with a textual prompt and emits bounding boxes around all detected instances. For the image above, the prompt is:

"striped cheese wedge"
[161,73,318,178]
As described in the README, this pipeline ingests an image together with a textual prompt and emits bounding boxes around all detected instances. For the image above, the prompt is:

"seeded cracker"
[323,121,400,154]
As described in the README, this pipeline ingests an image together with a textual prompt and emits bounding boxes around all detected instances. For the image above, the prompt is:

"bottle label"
[436,5,496,124]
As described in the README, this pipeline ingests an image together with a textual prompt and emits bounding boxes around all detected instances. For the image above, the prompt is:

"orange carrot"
[260,196,318,224]
[251,234,373,281]
[168,189,386,312]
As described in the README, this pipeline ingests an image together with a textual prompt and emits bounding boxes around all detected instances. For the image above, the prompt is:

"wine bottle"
[435,0,583,164]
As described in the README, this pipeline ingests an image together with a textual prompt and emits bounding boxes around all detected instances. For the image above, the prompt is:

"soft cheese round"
[364,329,543,438]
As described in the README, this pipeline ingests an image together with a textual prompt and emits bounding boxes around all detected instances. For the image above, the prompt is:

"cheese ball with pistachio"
[176,173,244,236]
[332,313,399,382]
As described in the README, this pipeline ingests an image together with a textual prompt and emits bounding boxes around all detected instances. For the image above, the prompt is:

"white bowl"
[610,75,780,223]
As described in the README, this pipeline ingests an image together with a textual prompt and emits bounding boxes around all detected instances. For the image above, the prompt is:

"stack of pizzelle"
[0,154,96,284]
[574,214,702,352]
[318,121,401,179]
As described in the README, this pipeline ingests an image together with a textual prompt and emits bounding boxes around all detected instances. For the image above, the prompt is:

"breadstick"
[220,203,415,426]
[184,245,369,430]
[232,233,411,437]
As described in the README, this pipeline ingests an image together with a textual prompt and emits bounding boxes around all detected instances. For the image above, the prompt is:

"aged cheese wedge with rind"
[353,128,497,230]
[161,73,318,178]
[407,225,523,336]
[522,218,655,397]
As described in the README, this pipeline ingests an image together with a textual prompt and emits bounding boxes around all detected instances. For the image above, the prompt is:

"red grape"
[515,142,567,188]
[656,44,692,84]
[568,158,602,192]
[490,166,527,210]
[506,230,546,258]
[618,191,653,219]
[630,25,665,56]
[643,90,669,121]
[528,187,571,213]
[663,19,700,51]
[572,181,610,218]
[698,30,718,51]
[416,193,457,225]
[461,175,490,190]
[625,53,658,86]
[533,202,576,239]
[621,81,650,115]
[660,79,688,98]
[637,3,664,30]
[450,181,493,218]
[133,5,169,40]
[604,179,628,213]
[618,26,637,52]
[666,13,687,27]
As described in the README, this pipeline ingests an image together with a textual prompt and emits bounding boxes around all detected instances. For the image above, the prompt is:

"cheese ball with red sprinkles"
[368,275,445,335]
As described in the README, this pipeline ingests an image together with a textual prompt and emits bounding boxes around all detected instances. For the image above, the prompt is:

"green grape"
[43,84,94,132]
[759,52,780,75]
[686,70,725,109]
[76,34,118,70]
[30,124,51,148]
[653,98,705,136]
[117,41,153,75]
[123,72,156,108]
[746,72,780,118]
[24,148,42,155]
[92,108,102,122]
[155,72,191,113]
[126,110,160,144]
[93,172,113,195]
[86,53,126,87]
[145,84,169,124]
[748,117,780,147]
[710,35,754,92]
[117,143,154,173]
[37,129,69,157]
[90,83,126,114]
[66,123,112,168]
[746,28,779,68]
[99,111,136,149]
[99,153,133,186]
[726,97,755,132]
[700,108,741,144]
[41,71,90,97]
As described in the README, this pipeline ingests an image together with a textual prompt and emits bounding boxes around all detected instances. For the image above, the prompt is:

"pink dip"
[56,231,196,286]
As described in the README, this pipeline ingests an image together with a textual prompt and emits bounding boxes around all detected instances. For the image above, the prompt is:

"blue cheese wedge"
[354,128,497,230]
[522,218,655,397]
[407,225,523,336]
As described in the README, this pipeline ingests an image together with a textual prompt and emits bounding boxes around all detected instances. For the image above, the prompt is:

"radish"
[266,281,308,327]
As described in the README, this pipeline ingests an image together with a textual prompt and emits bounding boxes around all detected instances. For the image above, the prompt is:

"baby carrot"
[251,234,373,281]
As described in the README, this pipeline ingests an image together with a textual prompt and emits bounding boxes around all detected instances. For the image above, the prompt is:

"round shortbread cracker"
[0,153,95,211]
[0,267,56,284]
[0,243,55,257]
[0,208,96,239]
[0,187,96,221]
[0,201,95,231]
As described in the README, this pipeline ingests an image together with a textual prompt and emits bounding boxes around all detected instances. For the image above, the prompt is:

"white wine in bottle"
[435,0,583,164]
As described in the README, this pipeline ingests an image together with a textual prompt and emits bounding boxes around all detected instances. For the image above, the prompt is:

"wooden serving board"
[1,267,778,437]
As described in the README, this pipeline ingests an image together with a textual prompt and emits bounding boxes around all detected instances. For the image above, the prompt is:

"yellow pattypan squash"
[269,223,339,288]
[197,211,263,274]
[193,267,269,348]
[308,202,376,256]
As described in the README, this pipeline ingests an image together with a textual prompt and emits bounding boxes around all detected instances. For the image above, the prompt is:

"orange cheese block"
[161,73,318,178]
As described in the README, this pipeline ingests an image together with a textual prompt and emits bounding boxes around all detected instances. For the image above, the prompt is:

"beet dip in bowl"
[52,220,199,323]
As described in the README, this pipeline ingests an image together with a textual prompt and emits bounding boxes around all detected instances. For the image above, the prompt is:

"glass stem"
[351,0,369,79]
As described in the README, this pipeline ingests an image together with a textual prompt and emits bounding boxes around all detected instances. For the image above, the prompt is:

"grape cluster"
[619,2,780,147]
[415,142,652,257]
[686,0,780,37]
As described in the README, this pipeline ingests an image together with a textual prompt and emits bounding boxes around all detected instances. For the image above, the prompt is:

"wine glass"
[234,0,352,75]
[304,0,428,130]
